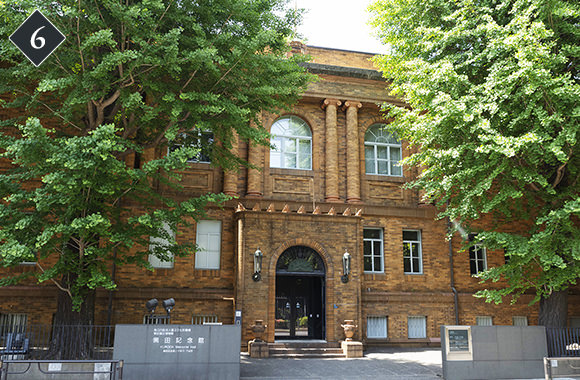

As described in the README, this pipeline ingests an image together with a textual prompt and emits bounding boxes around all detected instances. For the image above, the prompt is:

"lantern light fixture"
[341,250,351,283]
[253,248,263,282]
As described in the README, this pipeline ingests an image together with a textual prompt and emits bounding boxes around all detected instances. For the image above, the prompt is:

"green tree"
[0,0,312,342]
[370,0,579,326]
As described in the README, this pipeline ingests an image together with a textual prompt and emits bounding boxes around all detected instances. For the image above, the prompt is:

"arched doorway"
[275,246,325,340]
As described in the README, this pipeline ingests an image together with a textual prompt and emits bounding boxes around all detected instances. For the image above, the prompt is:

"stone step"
[269,352,345,358]
[269,342,341,348]
[268,345,345,358]
[269,347,344,355]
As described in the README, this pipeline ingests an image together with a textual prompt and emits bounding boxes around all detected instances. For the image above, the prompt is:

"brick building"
[1,43,579,347]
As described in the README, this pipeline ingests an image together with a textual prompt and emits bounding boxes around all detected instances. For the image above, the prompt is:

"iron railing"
[0,325,115,360]
[546,327,580,357]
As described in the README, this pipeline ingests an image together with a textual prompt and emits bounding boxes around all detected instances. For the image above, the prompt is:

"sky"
[293,0,387,54]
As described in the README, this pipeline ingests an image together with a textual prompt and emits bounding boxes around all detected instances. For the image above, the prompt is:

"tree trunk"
[538,290,568,327]
[48,275,95,359]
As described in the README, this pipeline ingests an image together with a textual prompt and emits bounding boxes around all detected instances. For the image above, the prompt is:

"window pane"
[365,145,374,161]
[412,243,420,257]
[377,146,388,159]
[367,316,387,339]
[365,158,375,174]
[470,260,477,275]
[284,153,296,168]
[286,138,296,152]
[390,147,401,162]
[364,240,372,254]
[403,231,418,241]
[374,257,381,271]
[412,258,420,272]
[299,155,311,170]
[364,256,372,271]
[391,163,402,176]
[408,316,426,338]
[270,152,281,168]
[403,243,410,258]
[378,161,388,175]
[364,229,381,239]
[299,139,310,154]
[404,258,411,273]
[373,241,381,254]
[271,137,282,151]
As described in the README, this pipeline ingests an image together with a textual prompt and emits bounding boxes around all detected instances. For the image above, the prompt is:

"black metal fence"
[546,327,580,357]
[0,325,115,360]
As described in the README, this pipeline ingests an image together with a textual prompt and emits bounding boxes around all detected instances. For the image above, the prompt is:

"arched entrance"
[275,246,325,340]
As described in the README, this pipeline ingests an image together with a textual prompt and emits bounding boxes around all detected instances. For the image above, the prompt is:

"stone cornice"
[299,62,384,81]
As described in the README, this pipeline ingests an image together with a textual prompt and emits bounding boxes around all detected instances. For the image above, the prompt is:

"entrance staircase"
[268,341,344,358]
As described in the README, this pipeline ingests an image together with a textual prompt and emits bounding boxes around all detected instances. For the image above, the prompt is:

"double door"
[275,276,325,339]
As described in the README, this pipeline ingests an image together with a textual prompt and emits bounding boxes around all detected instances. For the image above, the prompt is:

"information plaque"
[445,326,473,361]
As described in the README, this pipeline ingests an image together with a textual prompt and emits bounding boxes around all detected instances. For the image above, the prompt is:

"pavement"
[240,347,443,380]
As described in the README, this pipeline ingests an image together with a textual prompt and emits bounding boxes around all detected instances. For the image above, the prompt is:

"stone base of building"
[249,340,269,358]
[341,340,363,358]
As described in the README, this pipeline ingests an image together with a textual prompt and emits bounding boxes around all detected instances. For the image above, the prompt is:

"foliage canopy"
[370,0,579,305]
[0,0,312,311]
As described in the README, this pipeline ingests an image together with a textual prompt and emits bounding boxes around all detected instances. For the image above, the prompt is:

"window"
[367,316,388,339]
[408,316,427,338]
[168,130,214,163]
[512,316,528,326]
[403,230,422,274]
[363,229,384,273]
[476,316,493,326]
[270,116,312,170]
[195,220,221,270]
[192,315,219,325]
[148,222,175,269]
[364,124,402,176]
[469,235,487,275]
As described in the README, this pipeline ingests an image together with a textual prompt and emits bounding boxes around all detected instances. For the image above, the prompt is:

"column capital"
[321,98,342,109]
[343,100,362,110]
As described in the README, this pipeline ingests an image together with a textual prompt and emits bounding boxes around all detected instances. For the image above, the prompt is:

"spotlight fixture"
[146,298,158,314]
[162,298,175,315]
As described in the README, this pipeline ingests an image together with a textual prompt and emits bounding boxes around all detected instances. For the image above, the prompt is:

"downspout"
[447,213,459,325]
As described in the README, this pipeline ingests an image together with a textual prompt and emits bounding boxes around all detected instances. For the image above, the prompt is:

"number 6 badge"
[9,10,66,67]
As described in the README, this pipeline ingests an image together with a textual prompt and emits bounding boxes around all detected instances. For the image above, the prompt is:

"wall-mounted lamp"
[146,298,159,315]
[162,298,175,315]
[253,248,263,282]
[341,250,351,283]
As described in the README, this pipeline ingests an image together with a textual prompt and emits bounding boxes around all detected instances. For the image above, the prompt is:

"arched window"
[364,124,402,176]
[270,116,312,170]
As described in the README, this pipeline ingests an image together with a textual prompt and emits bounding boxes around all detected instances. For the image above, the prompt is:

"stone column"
[246,140,263,197]
[223,133,239,196]
[322,98,342,202]
[344,101,362,203]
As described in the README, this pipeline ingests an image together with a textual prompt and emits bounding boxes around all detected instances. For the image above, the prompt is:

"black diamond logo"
[9,10,66,67]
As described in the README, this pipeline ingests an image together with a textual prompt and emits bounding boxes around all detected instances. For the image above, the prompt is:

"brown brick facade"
[1,43,579,347]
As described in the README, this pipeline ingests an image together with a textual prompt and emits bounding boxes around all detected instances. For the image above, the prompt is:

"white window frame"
[367,316,388,339]
[364,124,403,177]
[512,316,528,326]
[148,222,175,269]
[270,116,312,170]
[476,316,493,326]
[469,243,487,275]
[363,228,384,273]
[408,316,427,339]
[195,220,222,270]
[403,230,423,274]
